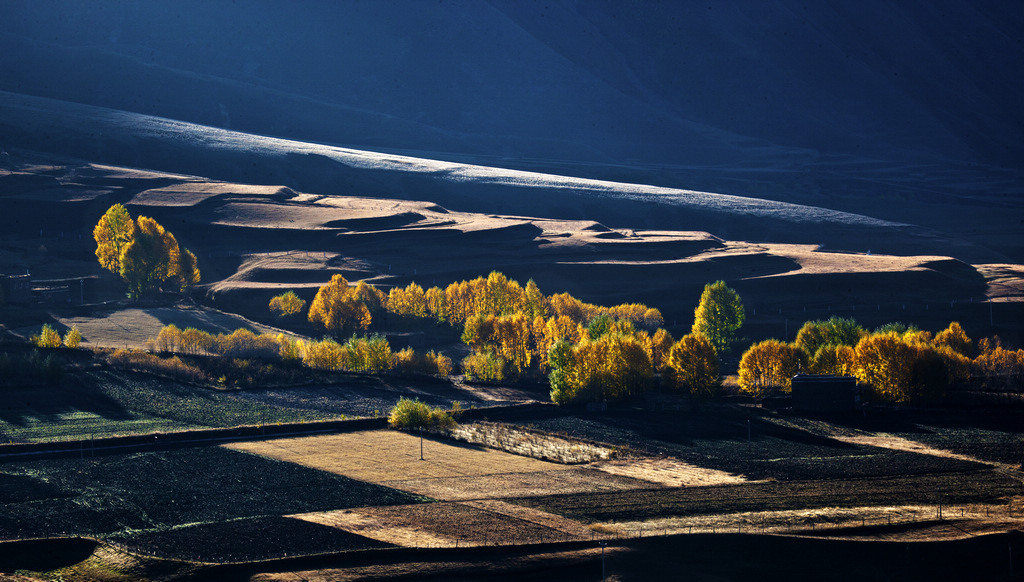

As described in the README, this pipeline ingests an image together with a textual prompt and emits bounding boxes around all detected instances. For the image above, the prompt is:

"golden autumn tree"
[387,282,427,318]
[93,203,135,275]
[934,321,973,358]
[269,290,307,318]
[523,279,549,319]
[548,331,653,404]
[738,339,802,398]
[308,274,372,336]
[667,333,720,398]
[853,332,915,403]
[94,205,199,299]
[424,286,447,321]
[491,312,533,375]
[120,216,181,299]
[808,344,857,376]
[649,327,674,371]
[175,248,201,292]
[692,281,744,353]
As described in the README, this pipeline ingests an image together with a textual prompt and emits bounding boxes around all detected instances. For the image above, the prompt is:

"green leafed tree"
[794,316,865,358]
[269,290,307,318]
[691,281,744,353]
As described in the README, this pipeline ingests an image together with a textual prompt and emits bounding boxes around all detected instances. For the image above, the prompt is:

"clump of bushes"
[29,324,81,349]
[461,350,508,382]
[108,349,209,384]
[393,347,453,377]
[387,397,457,431]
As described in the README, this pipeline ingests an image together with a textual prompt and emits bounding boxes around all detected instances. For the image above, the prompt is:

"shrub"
[462,350,508,382]
[108,349,208,384]
[63,327,82,349]
[387,397,456,431]
[269,290,307,318]
[32,324,63,348]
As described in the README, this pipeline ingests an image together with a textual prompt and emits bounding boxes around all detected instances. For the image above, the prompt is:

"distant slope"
[2,90,976,262]
[1,1,1020,260]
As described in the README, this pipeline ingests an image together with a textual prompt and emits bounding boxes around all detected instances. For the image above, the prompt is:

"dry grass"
[223,431,576,484]
[592,457,748,487]
[383,467,655,501]
[831,435,997,466]
[130,182,292,207]
[53,306,286,349]
[602,502,1024,541]
[291,502,568,547]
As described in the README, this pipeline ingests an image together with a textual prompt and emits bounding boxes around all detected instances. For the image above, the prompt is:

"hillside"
[0,0,1021,262]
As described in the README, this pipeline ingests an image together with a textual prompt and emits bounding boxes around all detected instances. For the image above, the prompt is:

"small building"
[791,374,861,412]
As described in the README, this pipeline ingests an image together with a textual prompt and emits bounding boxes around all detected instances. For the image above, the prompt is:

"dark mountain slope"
[0,1,1021,259]
[2,1,1020,170]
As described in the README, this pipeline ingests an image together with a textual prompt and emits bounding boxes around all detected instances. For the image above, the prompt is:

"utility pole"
[598,541,607,581]
[419,426,424,461]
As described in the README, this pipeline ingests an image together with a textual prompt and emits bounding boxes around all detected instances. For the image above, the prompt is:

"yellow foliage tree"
[387,282,427,318]
[491,312,533,374]
[649,328,674,371]
[352,280,386,312]
[524,279,549,319]
[738,339,802,398]
[118,215,195,299]
[424,286,447,321]
[93,203,135,275]
[808,344,857,376]
[303,338,345,370]
[33,324,63,348]
[308,274,372,336]
[853,332,916,403]
[667,333,720,398]
[934,321,972,358]
[549,332,653,403]
[175,248,201,292]
[62,327,82,349]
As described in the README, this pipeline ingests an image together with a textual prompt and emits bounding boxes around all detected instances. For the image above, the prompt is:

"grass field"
[224,430,578,484]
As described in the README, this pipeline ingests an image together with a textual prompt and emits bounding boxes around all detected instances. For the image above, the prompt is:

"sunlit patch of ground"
[599,503,1024,541]
[224,430,577,483]
[831,435,996,466]
[130,182,293,207]
[592,457,749,487]
[49,306,287,349]
[976,263,1024,301]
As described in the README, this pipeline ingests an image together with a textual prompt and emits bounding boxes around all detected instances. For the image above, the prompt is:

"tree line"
[271,272,741,404]
[738,316,1024,403]
[145,324,452,378]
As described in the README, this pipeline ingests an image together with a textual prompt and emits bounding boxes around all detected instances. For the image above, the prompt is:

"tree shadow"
[0,372,133,427]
